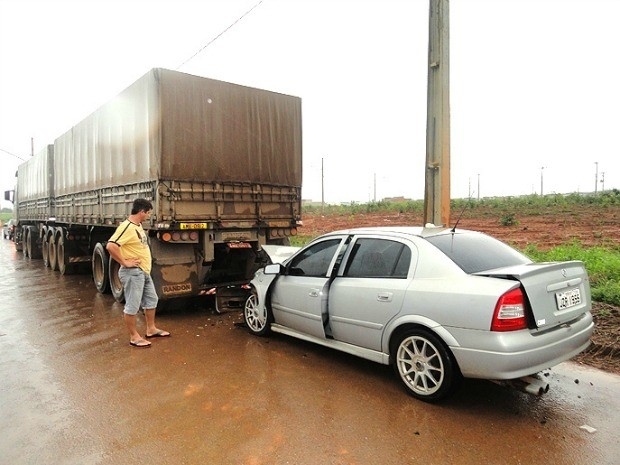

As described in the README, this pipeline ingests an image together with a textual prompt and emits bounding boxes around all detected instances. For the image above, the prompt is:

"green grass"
[523,242,620,306]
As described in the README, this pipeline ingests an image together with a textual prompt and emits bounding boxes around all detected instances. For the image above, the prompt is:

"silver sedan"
[244,226,594,402]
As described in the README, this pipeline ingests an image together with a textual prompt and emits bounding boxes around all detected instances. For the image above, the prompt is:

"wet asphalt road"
[1,238,619,465]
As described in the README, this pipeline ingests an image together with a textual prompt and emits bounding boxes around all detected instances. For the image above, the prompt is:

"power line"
[176,0,264,70]
[0,148,27,162]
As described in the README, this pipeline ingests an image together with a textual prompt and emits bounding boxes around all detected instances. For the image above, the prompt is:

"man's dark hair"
[131,198,153,215]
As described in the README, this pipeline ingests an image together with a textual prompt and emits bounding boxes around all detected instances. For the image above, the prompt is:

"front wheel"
[243,290,272,336]
[392,329,459,402]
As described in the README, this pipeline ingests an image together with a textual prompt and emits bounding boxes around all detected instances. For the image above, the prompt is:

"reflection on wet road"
[1,239,619,465]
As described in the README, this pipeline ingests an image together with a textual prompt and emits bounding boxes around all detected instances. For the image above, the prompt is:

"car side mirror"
[264,263,284,275]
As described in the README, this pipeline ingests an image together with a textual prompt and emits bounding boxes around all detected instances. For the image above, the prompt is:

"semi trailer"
[5,68,302,310]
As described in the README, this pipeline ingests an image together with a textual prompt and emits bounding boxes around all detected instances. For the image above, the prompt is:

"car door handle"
[309,289,320,297]
[377,292,393,302]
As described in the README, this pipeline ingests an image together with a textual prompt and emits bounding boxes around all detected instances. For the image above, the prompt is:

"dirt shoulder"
[300,208,620,376]
[575,302,620,375]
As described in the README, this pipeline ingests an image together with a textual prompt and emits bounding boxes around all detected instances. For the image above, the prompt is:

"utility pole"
[424,0,450,227]
[594,162,598,195]
[321,157,325,213]
[373,172,377,202]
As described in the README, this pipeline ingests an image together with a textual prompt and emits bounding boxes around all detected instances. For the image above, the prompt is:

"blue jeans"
[118,267,159,315]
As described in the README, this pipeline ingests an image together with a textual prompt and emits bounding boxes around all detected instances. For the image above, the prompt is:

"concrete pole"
[424,0,451,227]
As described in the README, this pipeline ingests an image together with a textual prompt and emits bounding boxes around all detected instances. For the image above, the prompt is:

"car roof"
[319,225,474,239]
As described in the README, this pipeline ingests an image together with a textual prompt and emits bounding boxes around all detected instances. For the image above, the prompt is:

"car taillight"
[491,288,527,332]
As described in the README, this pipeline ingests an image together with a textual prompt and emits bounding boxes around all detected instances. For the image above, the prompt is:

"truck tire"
[109,255,125,303]
[92,242,111,294]
[41,227,50,267]
[22,226,30,258]
[48,231,58,271]
[27,226,42,259]
[57,231,76,275]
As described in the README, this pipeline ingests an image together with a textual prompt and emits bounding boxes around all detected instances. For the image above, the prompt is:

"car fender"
[249,269,279,311]
[382,314,461,355]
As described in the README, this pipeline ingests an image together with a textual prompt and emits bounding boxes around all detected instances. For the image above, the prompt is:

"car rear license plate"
[555,288,582,310]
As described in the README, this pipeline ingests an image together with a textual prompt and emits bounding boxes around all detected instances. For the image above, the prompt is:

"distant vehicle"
[243,226,594,402]
[3,219,16,240]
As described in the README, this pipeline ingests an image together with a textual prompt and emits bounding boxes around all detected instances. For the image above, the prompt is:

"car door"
[270,236,347,339]
[328,237,413,351]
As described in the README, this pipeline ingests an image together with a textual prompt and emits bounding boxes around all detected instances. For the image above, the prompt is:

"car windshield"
[425,232,532,274]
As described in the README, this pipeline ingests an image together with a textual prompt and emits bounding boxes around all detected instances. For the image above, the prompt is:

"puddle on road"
[1,239,619,465]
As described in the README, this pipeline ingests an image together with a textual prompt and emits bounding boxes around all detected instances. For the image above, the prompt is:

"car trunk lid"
[475,261,591,330]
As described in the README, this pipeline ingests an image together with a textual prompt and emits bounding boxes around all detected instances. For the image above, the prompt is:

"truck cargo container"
[5,68,302,310]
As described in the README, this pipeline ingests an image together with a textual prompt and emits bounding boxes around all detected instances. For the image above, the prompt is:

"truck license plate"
[179,223,207,230]
[555,288,581,310]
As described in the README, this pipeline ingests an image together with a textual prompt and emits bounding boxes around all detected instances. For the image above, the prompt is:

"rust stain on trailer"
[160,264,193,283]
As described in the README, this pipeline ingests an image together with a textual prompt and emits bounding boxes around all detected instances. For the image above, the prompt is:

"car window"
[425,232,531,273]
[344,238,411,278]
[288,238,342,277]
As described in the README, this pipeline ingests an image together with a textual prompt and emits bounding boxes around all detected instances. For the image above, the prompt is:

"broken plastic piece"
[579,425,597,433]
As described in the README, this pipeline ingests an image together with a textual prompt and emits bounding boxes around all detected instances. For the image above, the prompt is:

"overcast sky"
[1,0,618,210]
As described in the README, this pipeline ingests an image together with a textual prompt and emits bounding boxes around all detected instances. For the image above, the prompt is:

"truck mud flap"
[151,263,200,301]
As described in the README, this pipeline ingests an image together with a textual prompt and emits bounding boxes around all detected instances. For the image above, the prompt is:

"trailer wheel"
[22,226,30,258]
[109,255,125,303]
[57,231,76,275]
[41,227,50,267]
[27,226,42,259]
[48,231,58,271]
[92,242,111,294]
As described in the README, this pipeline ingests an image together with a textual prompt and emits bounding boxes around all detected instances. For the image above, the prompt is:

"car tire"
[243,290,272,336]
[392,329,459,402]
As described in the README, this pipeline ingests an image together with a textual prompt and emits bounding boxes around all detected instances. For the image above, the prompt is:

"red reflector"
[491,288,527,332]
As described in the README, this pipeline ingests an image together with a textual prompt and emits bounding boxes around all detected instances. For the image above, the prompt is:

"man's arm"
[106,241,140,268]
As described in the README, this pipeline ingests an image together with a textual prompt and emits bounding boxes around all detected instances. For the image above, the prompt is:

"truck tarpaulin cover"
[53,68,302,196]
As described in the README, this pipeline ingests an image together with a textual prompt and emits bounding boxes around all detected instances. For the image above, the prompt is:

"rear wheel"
[48,231,58,271]
[92,242,111,294]
[392,329,459,402]
[41,228,50,267]
[109,256,125,303]
[243,290,272,336]
[27,226,42,259]
[57,231,76,275]
[22,227,30,258]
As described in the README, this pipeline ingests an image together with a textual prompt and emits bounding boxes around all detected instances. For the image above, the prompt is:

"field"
[300,193,620,374]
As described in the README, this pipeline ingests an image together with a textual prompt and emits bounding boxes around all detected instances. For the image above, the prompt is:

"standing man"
[106,198,170,348]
